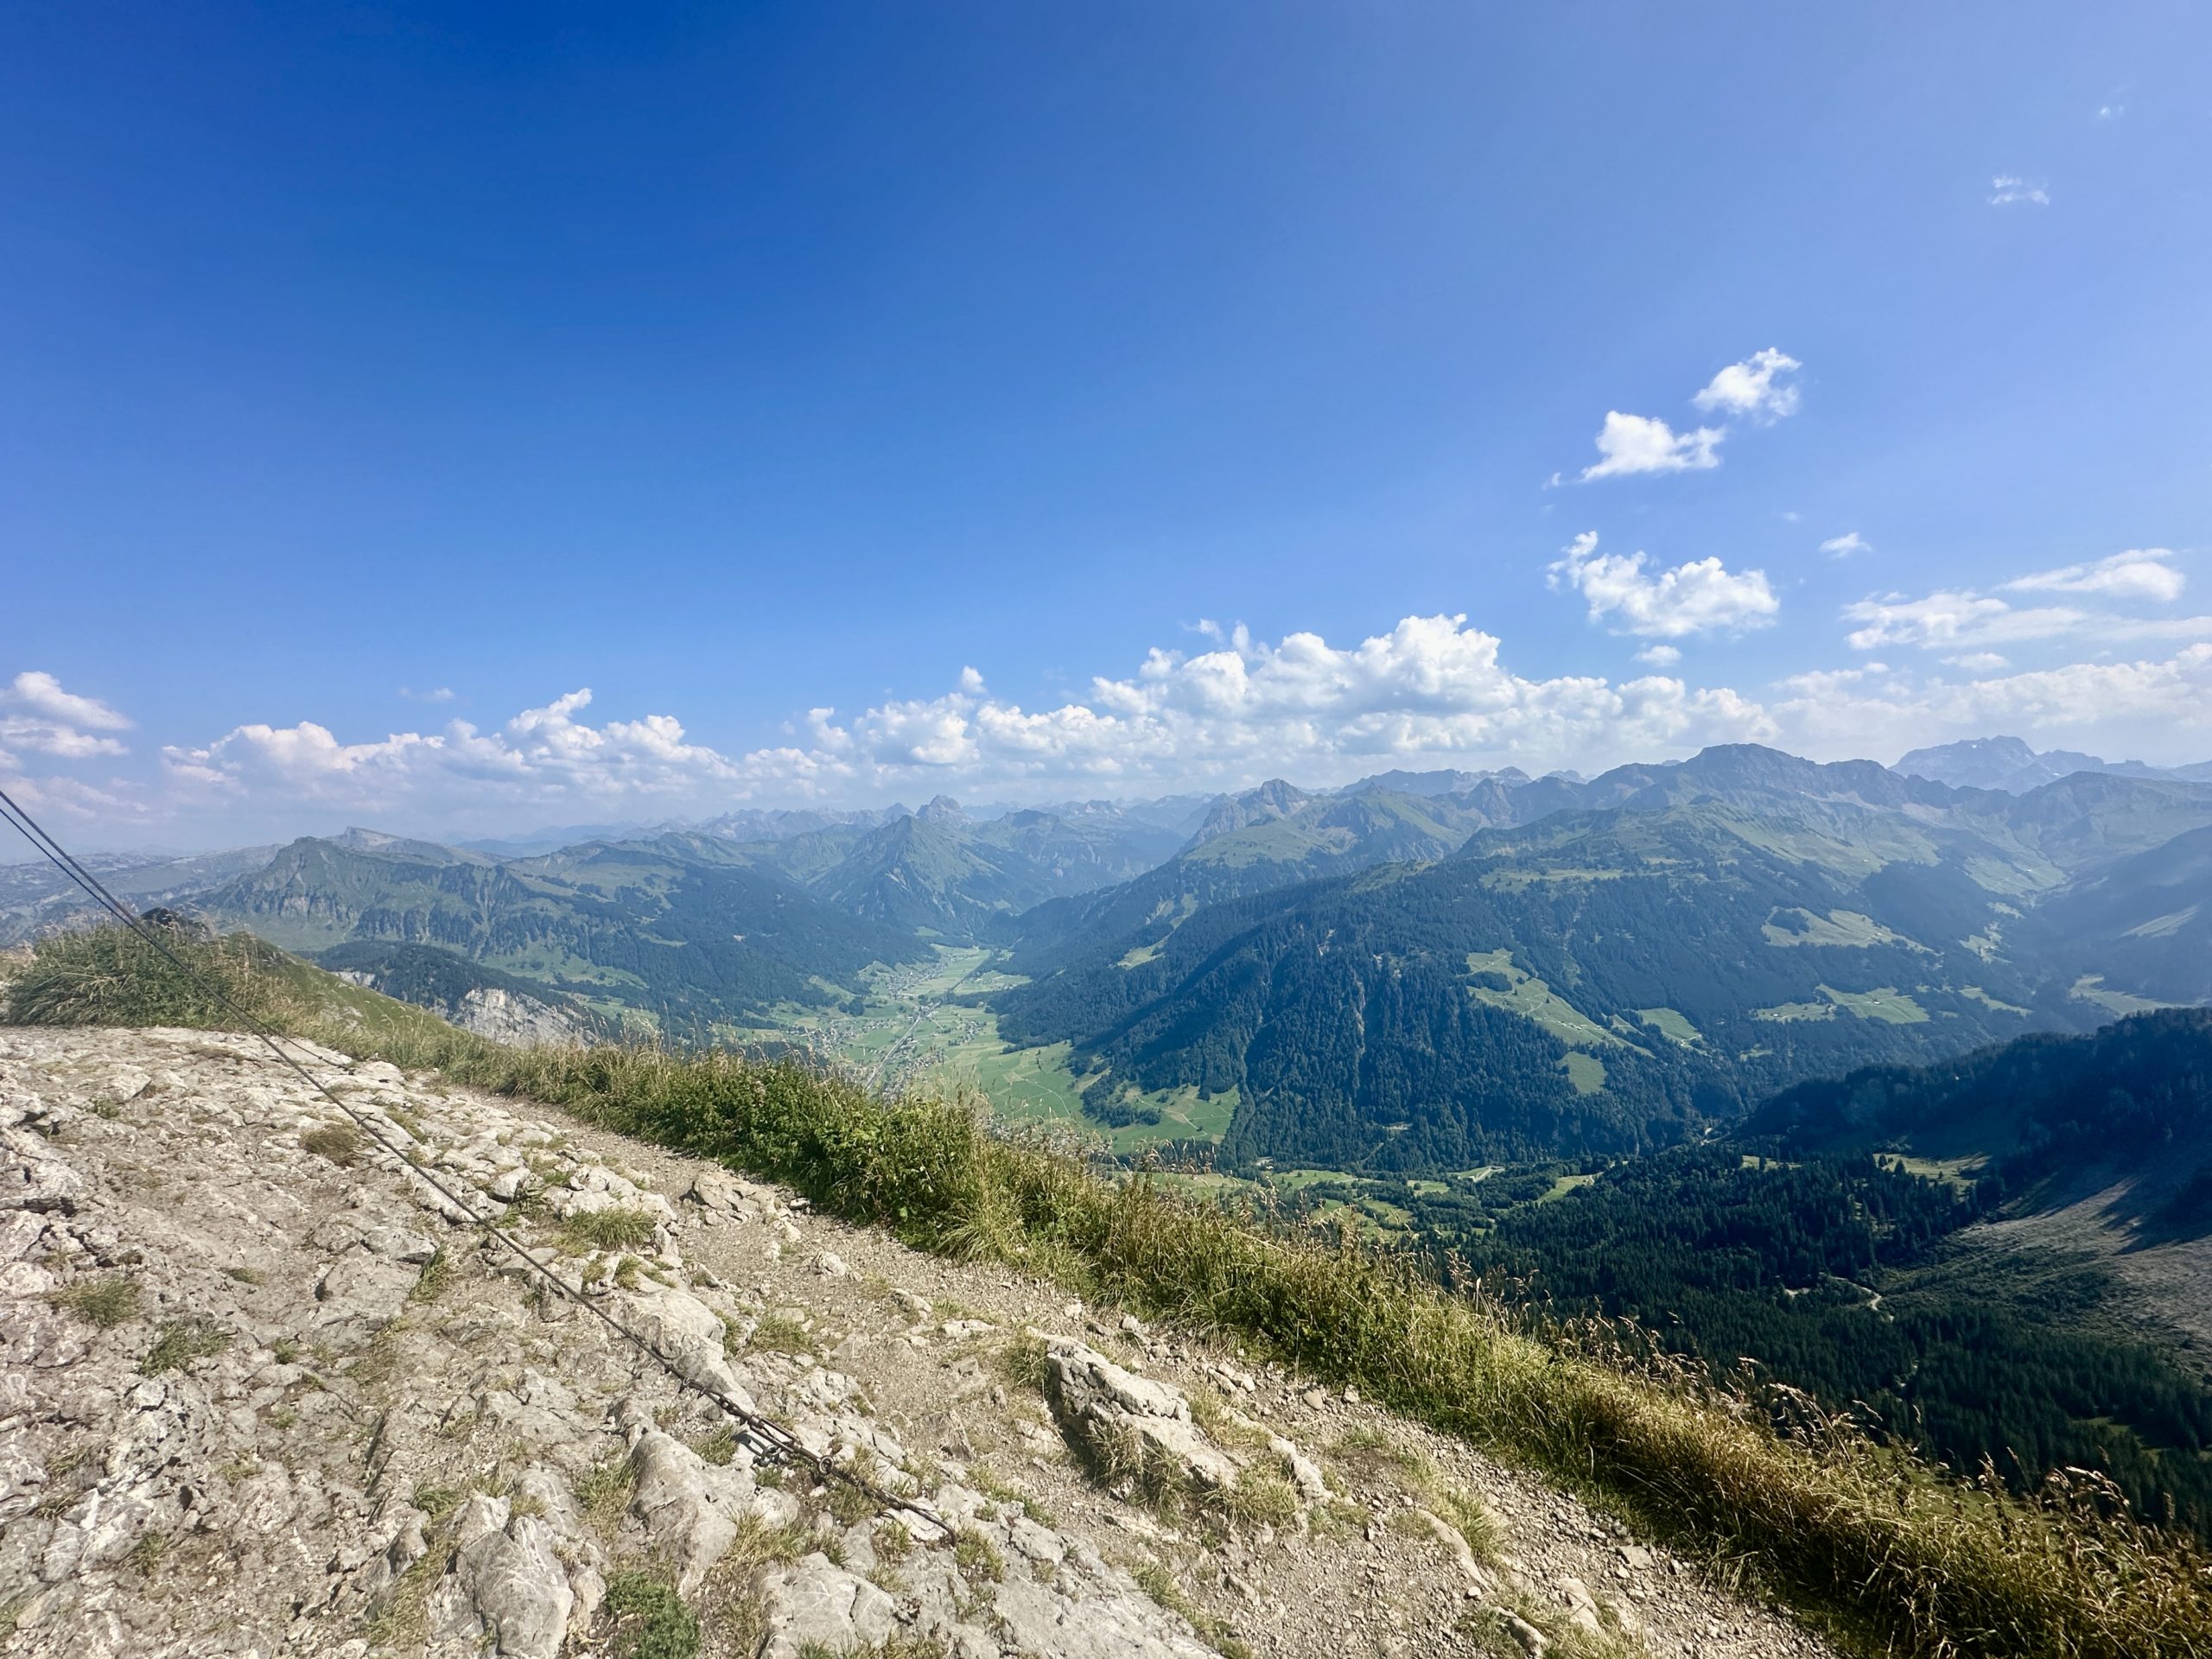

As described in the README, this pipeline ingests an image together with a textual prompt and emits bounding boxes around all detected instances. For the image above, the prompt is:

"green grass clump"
[301,1122,364,1166]
[600,1571,699,1659]
[575,1454,637,1533]
[46,1274,141,1329]
[2,925,302,1030]
[142,1317,229,1375]
[557,1206,661,1253]
[408,1248,454,1303]
[743,1312,817,1357]
[951,1526,1004,1583]
[16,925,2212,1659]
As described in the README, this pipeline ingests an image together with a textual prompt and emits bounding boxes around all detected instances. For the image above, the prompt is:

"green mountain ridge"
[191,830,930,1028]
[995,748,2212,1170]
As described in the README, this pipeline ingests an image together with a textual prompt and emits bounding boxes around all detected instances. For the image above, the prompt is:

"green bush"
[600,1571,698,1659]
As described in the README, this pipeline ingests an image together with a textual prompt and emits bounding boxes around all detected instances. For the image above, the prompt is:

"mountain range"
[1896,734,2212,794]
[8,737,2212,1171]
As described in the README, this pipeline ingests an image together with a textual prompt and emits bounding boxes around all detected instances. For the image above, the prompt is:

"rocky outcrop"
[0,1025,1842,1659]
[1041,1333,1327,1530]
[0,1029,1235,1658]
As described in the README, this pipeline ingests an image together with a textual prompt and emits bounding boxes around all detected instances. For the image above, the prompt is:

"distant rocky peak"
[1185,779,1313,847]
[333,826,407,851]
[915,794,969,825]
[1897,735,2114,792]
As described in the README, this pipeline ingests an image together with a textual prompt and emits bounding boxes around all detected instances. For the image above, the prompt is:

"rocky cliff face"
[0,1027,1837,1659]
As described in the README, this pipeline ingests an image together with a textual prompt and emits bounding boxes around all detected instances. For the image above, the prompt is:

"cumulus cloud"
[2005,548,2183,601]
[1548,531,1780,639]
[0,671,132,760]
[29,594,2212,843]
[1820,532,1871,558]
[154,617,1796,828]
[1846,550,2200,652]
[1572,349,1802,482]
[166,688,755,814]
[1693,348,1802,422]
[1579,411,1724,480]
[1990,175,2050,207]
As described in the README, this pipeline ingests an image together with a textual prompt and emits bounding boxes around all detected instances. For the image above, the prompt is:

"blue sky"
[4,3,2209,847]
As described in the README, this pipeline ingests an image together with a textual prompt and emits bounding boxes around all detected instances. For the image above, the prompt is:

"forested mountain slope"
[722,797,1189,944]
[194,830,928,1028]
[997,748,2212,1170]
[1745,1007,2212,1217]
[1009,785,1503,979]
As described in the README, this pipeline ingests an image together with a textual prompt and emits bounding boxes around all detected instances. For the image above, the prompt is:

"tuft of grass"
[601,1571,700,1659]
[45,1274,141,1330]
[828,1478,876,1527]
[690,1427,739,1466]
[744,1312,817,1357]
[124,1531,169,1573]
[1130,1560,1253,1659]
[0,925,303,1030]
[995,1330,1049,1391]
[558,1206,661,1253]
[951,1527,1004,1583]
[575,1453,636,1533]
[1432,1484,1503,1565]
[411,1482,462,1522]
[26,924,2212,1659]
[301,1122,364,1166]
[408,1248,454,1303]
[1219,1467,1300,1531]
[142,1317,229,1375]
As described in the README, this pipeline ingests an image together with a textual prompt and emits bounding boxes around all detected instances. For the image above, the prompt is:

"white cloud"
[2004,548,2183,601]
[156,615,1797,828]
[7,671,130,732]
[1990,175,2050,207]
[1693,348,1802,422]
[1573,349,1802,482]
[400,685,458,703]
[35,602,2212,845]
[1820,532,1871,558]
[1548,531,1780,639]
[1579,411,1725,480]
[1847,550,2200,652]
[1775,647,2212,761]
[2097,104,2125,120]
[0,671,132,760]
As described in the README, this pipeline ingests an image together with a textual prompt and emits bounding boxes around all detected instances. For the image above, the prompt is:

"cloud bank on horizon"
[8,534,2208,843]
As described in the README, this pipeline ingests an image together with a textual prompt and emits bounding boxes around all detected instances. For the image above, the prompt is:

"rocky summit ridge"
[1,1026,1835,1659]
